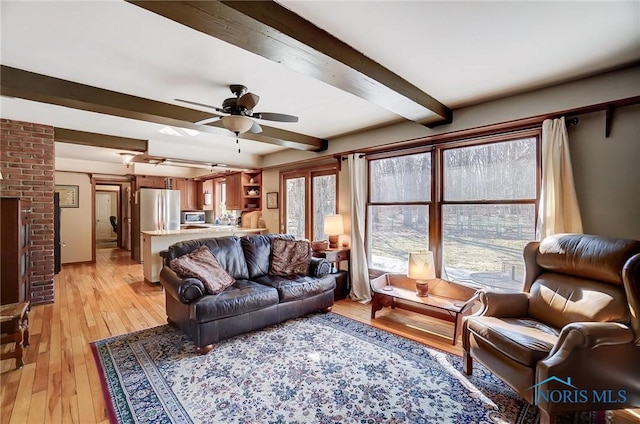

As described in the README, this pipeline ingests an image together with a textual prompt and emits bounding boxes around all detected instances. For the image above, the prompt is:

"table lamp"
[323,214,344,249]
[408,251,435,297]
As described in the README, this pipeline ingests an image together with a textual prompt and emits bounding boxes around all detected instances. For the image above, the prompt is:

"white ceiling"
[1,0,639,175]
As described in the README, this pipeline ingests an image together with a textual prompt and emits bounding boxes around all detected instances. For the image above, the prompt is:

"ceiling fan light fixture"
[221,115,254,135]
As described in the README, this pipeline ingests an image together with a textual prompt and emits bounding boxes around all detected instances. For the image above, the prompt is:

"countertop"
[141,225,267,236]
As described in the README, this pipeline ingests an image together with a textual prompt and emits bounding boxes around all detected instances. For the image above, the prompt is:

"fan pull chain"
[234,131,241,153]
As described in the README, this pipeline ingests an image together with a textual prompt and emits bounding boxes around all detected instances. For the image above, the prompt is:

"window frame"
[366,129,541,286]
[280,164,339,239]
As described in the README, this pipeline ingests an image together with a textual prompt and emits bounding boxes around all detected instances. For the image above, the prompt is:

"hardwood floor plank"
[9,363,35,424]
[26,389,46,424]
[1,247,636,423]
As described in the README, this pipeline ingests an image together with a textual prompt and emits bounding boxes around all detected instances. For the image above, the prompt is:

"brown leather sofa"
[462,233,640,424]
[159,234,335,353]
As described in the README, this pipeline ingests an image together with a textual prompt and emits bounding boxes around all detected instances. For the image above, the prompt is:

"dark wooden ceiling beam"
[126,0,453,126]
[54,128,148,152]
[1,65,327,152]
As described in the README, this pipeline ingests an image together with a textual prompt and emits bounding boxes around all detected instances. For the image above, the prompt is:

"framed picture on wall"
[55,185,79,208]
[266,192,278,209]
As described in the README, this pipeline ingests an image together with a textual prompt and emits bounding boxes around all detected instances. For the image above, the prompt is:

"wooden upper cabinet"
[174,179,198,211]
[136,175,166,189]
[225,173,243,210]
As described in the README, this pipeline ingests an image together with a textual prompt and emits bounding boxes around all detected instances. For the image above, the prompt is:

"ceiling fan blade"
[254,112,299,123]
[194,116,222,126]
[237,92,259,110]
[175,98,224,113]
[249,121,263,134]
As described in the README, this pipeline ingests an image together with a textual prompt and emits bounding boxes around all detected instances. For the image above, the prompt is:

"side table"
[313,248,351,300]
[0,301,30,369]
[370,274,479,345]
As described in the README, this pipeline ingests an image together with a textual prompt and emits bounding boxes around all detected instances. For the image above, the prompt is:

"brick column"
[1,119,56,304]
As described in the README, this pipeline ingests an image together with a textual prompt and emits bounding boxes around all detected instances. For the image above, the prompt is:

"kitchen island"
[141,225,267,283]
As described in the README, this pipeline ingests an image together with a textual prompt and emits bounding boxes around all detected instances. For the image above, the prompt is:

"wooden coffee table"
[370,274,479,345]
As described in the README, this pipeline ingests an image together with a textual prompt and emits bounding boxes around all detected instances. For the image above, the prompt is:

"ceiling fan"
[176,84,299,136]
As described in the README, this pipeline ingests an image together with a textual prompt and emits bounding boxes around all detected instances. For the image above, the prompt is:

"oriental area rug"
[91,313,604,424]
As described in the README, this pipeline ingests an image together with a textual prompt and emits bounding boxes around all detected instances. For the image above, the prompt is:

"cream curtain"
[347,154,371,302]
[537,117,583,239]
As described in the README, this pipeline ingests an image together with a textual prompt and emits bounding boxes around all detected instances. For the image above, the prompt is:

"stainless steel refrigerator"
[132,188,181,262]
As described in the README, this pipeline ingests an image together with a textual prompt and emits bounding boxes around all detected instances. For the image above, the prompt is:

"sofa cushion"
[269,238,312,276]
[528,273,629,329]
[537,234,640,285]
[190,279,279,323]
[165,236,250,280]
[169,246,235,295]
[466,316,559,367]
[255,274,336,302]
[242,234,295,279]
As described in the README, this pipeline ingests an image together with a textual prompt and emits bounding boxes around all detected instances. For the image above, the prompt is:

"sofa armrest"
[477,290,530,317]
[536,322,638,412]
[159,266,206,304]
[546,322,634,360]
[309,257,331,277]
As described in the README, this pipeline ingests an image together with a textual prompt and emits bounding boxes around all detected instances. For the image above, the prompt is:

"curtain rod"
[338,96,637,160]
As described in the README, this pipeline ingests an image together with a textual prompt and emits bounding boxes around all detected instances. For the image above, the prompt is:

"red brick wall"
[1,119,56,305]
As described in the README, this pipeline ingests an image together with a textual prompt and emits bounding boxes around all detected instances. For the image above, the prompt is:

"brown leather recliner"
[462,233,640,424]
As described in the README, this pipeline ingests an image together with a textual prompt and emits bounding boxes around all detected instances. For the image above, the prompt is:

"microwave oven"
[181,211,205,224]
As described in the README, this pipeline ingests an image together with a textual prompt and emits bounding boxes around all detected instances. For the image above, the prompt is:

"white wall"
[55,171,93,263]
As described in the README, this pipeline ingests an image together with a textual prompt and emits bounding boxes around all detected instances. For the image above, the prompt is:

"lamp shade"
[323,214,344,235]
[407,251,436,280]
[222,115,254,134]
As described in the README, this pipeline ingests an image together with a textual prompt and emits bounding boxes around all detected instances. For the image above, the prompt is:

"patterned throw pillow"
[170,246,235,294]
[269,238,311,276]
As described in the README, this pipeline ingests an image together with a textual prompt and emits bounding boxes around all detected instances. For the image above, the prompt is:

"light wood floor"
[1,248,638,423]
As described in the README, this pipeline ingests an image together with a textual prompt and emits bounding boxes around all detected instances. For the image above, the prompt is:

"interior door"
[96,192,114,241]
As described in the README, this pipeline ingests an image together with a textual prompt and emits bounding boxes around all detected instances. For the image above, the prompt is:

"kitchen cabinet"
[1,198,31,304]
[136,176,166,189]
[225,173,242,210]
[225,172,261,211]
[174,179,198,210]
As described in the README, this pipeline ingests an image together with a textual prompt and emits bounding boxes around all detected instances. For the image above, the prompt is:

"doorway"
[96,189,118,249]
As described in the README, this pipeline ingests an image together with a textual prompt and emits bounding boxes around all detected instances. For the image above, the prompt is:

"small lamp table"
[0,301,30,369]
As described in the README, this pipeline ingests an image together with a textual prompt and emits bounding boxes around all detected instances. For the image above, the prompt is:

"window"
[367,133,539,291]
[441,138,537,289]
[368,153,431,272]
[282,167,338,240]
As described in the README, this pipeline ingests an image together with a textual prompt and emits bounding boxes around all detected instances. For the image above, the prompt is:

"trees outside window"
[367,133,539,290]
[282,167,337,241]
